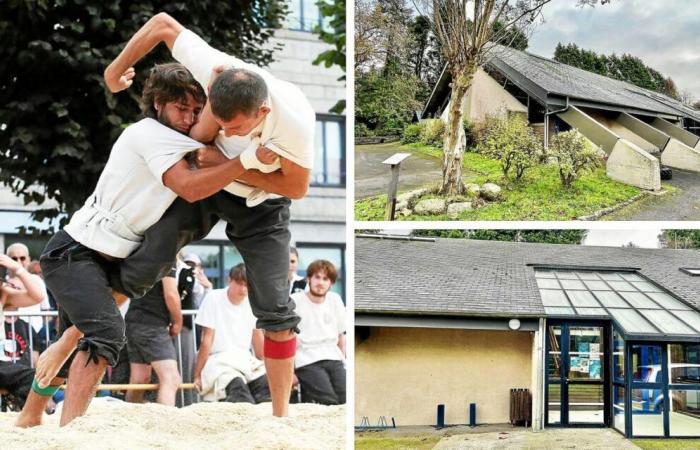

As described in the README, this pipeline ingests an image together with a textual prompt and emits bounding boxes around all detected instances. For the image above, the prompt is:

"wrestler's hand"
[207,65,228,93]
[194,376,202,393]
[195,145,228,168]
[0,254,22,273]
[256,146,279,165]
[105,67,136,93]
[169,317,183,337]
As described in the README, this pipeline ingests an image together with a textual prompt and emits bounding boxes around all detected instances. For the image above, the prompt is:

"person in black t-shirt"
[4,316,40,367]
[124,265,183,406]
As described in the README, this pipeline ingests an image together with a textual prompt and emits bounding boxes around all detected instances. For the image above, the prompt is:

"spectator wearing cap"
[182,253,212,309]
[291,260,346,405]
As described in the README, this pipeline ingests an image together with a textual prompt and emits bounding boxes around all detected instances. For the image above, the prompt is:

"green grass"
[356,144,644,221]
[632,440,700,450]
[355,433,441,450]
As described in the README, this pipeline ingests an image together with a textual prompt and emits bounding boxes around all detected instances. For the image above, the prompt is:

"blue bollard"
[437,404,445,428]
[469,403,476,427]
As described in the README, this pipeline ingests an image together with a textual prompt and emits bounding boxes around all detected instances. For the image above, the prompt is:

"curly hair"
[140,63,206,119]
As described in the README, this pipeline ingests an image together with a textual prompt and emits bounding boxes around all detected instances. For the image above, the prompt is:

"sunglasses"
[10,256,28,262]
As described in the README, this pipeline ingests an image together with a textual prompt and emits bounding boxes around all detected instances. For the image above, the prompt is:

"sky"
[582,229,662,248]
[527,0,700,101]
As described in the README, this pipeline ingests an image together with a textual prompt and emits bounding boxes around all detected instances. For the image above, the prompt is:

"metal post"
[177,333,185,406]
[436,404,445,428]
[10,319,16,364]
[381,153,410,221]
[27,315,34,368]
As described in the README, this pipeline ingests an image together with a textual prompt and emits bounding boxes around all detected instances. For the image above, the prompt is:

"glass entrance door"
[547,323,608,426]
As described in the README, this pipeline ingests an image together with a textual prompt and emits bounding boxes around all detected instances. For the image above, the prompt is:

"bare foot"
[15,409,43,428]
[35,328,82,388]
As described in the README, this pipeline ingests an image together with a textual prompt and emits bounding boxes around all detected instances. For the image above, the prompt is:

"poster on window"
[590,343,600,360]
[589,359,602,379]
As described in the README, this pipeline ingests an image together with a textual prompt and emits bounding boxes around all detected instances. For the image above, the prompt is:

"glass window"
[608,281,636,292]
[608,309,658,334]
[613,329,625,379]
[584,280,610,290]
[599,272,623,281]
[286,0,324,31]
[671,310,700,333]
[548,384,561,424]
[540,290,570,307]
[631,345,663,383]
[680,268,700,276]
[312,117,346,187]
[668,344,700,384]
[632,389,665,436]
[620,292,659,309]
[620,273,645,282]
[577,272,600,280]
[536,278,560,289]
[614,386,626,432]
[631,281,662,292]
[544,306,575,315]
[555,271,578,279]
[639,310,696,335]
[560,279,585,290]
[568,327,603,381]
[536,270,556,278]
[593,291,628,308]
[223,246,244,276]
[669,390,700,436]
[566,290,600,307]
[646,292,692,311]
[568,384,604,423]
[574,307,607,316]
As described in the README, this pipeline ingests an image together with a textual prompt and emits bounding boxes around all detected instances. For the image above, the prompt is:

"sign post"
[381,153,410,220]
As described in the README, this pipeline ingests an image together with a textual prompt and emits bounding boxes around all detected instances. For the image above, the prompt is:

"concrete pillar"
[617,113,670,151]
[607,140,661,191]
[531,318,545,431]
[651,117,700,149]
[661,138,700,173]
[557,106,661,191]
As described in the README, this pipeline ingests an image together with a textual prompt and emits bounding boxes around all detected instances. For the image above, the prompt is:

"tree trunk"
[440,66,476,195]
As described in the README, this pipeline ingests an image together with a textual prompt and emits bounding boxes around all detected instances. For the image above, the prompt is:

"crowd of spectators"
[0,242,346,412]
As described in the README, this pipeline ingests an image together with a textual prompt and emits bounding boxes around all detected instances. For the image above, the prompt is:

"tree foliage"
[547,130,602,188]
[314,0,346,113]
[553,43,680,99]
[0,0,288,230]
[355,68,421,136]
[412,229,587,244]
[662,230,700,249]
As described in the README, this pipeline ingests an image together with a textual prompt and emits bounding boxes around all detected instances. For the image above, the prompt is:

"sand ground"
[0,398,345,450]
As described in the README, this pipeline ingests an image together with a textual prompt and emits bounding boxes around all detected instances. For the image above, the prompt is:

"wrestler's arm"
[189,102,220,144]
[104,13,183,92]
[162,151,248,203]
[236,157,310,200]
[0,255,44,305]
[162,277,183,337]
[1,285,42,308]
[252,329,264,360]
[338,333,346,359]
[194,327,214,391]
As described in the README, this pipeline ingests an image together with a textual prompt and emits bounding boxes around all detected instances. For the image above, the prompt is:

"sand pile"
[0,398,345,449]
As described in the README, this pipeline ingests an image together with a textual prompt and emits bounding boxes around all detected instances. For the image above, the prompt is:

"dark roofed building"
[355,234,700,438]
[420,45,700,191]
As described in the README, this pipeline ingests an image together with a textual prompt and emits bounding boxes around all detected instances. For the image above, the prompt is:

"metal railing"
[1,309,203,408]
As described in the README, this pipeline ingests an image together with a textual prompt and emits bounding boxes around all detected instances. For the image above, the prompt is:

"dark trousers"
[0,361,35,409]
[296,360,346,405]
[223,375,271,404]
[112,193,300,331]
[40,230,126,375]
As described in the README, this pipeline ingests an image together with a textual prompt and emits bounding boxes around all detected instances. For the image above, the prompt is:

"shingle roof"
[355,236,700,318]
[490,45,700,122]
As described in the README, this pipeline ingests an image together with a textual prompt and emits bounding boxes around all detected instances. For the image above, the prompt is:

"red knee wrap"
[264,336,296,359]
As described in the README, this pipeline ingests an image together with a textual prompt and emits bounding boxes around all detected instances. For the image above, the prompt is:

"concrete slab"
[661,138,700,173]
[607,140,661,191]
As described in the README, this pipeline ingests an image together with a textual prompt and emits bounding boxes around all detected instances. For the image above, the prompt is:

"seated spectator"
[292,260,346,405]
[6,244,51,333]
[194,264,270,404]
[4,314,40,367]
[0,360,35,410]
[288,247,306,295]
[124,265,183,406]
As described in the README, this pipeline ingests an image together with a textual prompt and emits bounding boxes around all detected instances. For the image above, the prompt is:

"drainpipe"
[544,97,570,149]
[535,317,546,431]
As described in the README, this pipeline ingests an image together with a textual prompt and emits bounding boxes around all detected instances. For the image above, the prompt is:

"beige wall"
[355,327,534,426]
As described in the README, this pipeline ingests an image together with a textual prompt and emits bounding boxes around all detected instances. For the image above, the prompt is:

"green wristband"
[31,379,61,397]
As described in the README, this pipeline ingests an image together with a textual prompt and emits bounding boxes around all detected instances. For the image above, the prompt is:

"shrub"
[355,122,373,138]
[478,114,543,181]
[548,130,603,187]
[401,123,422,144]
[463,118,476,150]
[420,119,445,147]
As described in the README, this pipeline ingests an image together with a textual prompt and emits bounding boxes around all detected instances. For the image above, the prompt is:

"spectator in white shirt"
[292,260,346,405]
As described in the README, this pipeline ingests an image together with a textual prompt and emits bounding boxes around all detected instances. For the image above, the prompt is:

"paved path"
[603,169,700,221]
[432,428,640,450]
[355,142,444,199]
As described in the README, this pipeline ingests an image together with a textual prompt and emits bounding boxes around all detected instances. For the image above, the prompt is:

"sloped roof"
[355,235,700,319]
[423,45,700,123]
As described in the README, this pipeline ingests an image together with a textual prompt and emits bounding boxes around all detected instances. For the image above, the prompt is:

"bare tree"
[416,0,606,195]
[678,89,696,107]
